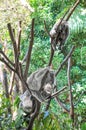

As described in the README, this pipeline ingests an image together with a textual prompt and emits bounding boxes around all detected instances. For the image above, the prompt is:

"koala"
[19,67,56,119]
[26,67,56,102]
[50,20,69,50]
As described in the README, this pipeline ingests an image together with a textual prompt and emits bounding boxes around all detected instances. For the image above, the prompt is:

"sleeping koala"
[26,67,56,102]
[19,67,56,114]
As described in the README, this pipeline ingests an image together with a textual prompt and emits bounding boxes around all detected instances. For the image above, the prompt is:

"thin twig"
[0,50,14,66]
[55,46,75,76]
[0,58,16,72]
[56,97,70,113]
[46,86,67,100]
[24,18,35,80]
[44,20,51,37]
[51,86,67,98]
[74,91,85,106]
[17,21,22,54]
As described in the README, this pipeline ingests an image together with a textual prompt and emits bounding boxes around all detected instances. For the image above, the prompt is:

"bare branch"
[48,46,54,66]
[7,23,17,60]
[0,58,16,72]
[9,72,15,95]
[46,86,67,100]
[74,91,85,106]
[44,20,51,37]
[55,46,75,76]
[45,86,69,111]
[7,23,20,71]
[24,18,35,80]
[67,58,71,88]
[16,66,32,94]
[19,62,24,78]
[67,57,74,121]
[65,0,80,21]
[51,86,67,98]
[17,21,22,54]
[56,97,70,114]
[0,50,14,66]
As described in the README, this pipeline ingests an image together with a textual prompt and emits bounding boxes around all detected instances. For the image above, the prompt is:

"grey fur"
[19,90,33,113]
[26,67,56,102]
[50,20,69,50]
[19,67,56,113]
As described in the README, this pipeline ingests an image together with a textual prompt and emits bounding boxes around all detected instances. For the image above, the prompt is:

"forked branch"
[7,23,17,61]
[0,58,16,72]
[0,50,14,66]
[24,18,35,80]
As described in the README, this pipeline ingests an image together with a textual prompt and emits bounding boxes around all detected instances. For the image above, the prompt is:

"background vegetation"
[0,0,86,130]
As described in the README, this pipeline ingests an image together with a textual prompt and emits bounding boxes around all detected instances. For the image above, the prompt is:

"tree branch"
[7,23,19,71]
[0,58,16,72]
[7,23,17,60]
[56,97,70,114]
[48,46,54,66]
[67,57,74,121]
[9,72,15,95]
[0,50,14,66]
[17,21,22,55]
[55,46,75,76]
[44,20,51,37]
[65,0,80,21]
[46,86,67,100]
[24,18,35,80]
[51,86,67,98]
